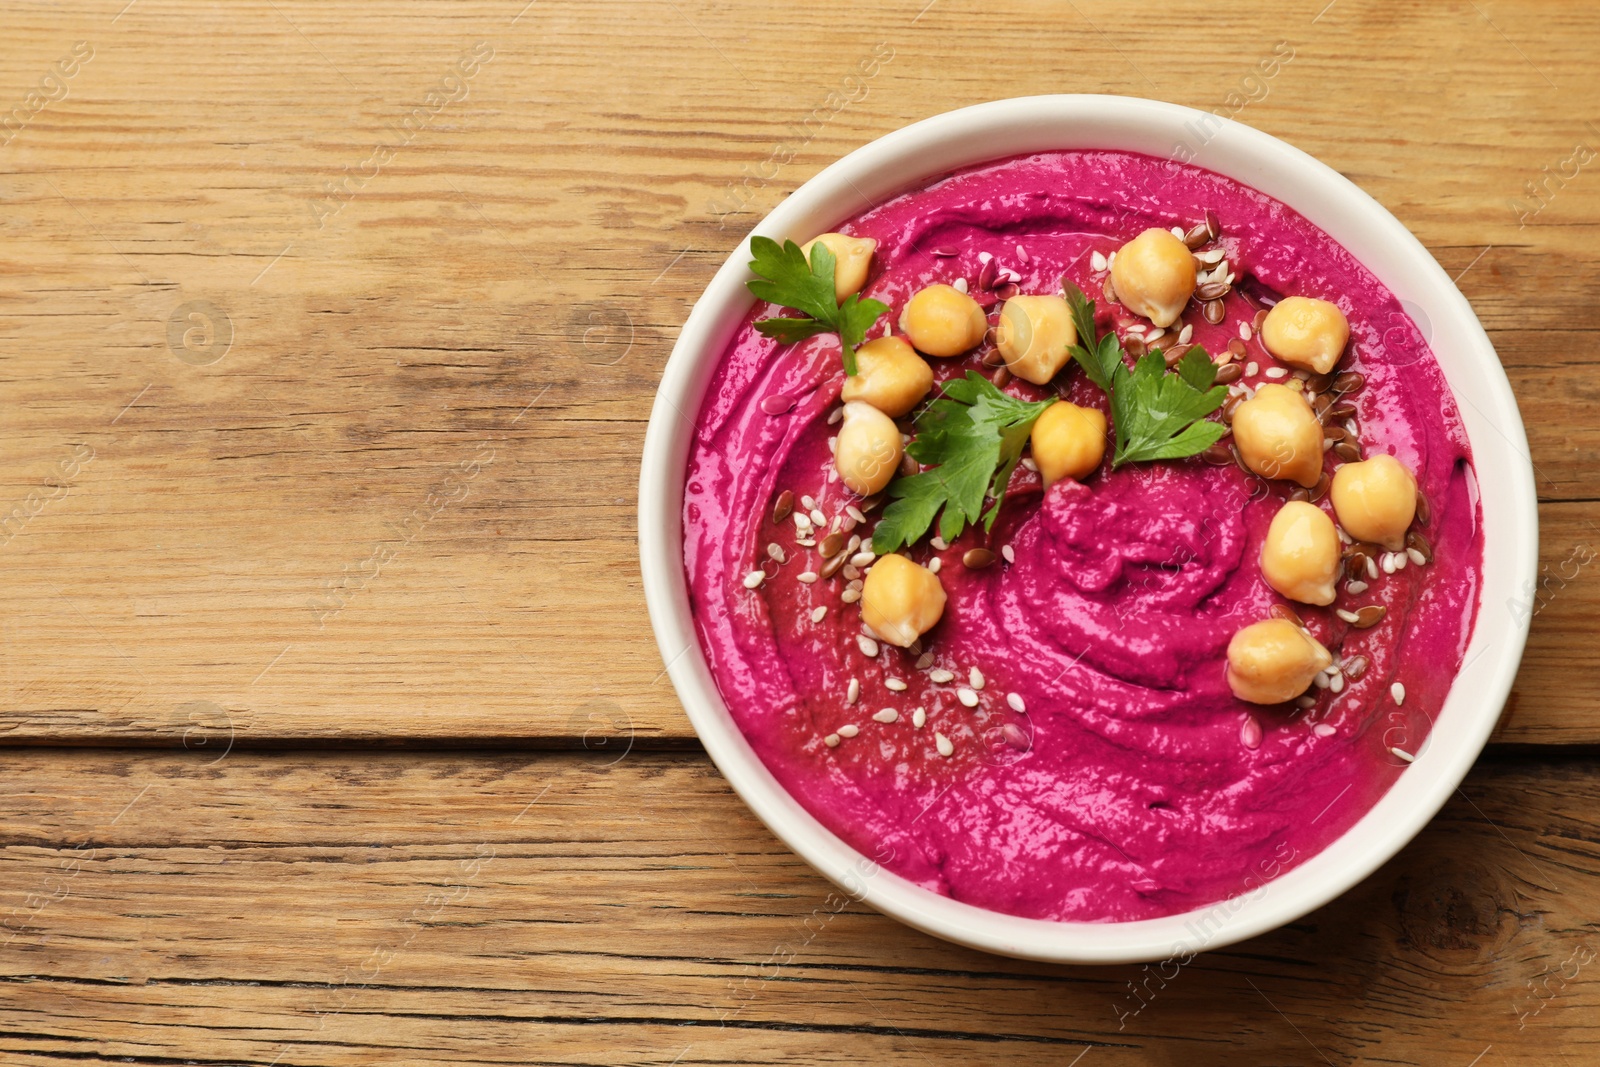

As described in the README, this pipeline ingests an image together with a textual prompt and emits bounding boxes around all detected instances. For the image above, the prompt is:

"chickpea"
[834,401,903,496]
[1231,383,1324,488]
[1030,401,1107,487]
[1329,454,1417,550]
[899,283,987,357]
[841,336,933,418]
[800,232,878,303]
[1260,296,1349,375]
[1109,228,1197,328]
[862,553,947,647]
[1226,618,1334,705]
[1260,501,1340,606]
[995,294,1076,384]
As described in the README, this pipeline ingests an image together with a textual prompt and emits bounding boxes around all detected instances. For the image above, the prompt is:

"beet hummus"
[682,149,1483,923]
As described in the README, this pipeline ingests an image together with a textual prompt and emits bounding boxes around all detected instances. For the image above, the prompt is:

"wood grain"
[1,749,1596,1065]
[0,1,1594,744]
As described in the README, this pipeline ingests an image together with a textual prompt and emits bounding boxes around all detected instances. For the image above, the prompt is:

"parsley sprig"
[1064,282,1228,466]
[746,236,888,376]
[871,373,1055,554]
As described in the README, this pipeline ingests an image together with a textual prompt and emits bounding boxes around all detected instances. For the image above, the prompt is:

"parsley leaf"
[746,236,889,377]
[1112,348,1229,464]
[871,373,1055,553]
[1064,282,1121,395]
[1063,282,1227,468]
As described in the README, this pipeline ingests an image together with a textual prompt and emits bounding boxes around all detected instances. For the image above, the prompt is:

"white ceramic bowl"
[638,95,1537,964]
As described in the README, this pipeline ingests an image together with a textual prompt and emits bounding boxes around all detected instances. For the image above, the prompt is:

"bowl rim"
[638,94,1538,964]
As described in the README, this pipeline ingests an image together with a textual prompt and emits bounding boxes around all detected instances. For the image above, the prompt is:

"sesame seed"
[912,706,927,728]
[767,543,786,563]
[1178,323,1193,345]
[1108,251,1118,268]
[969,667,985,690]
[857,635,880,658]
[1007,692,1025,713]
[1091,250,1107,272]
[885,678,907,692]
[824,733,840,748]
[1346,580,1369,594]
[809,508,826,527]
[1240,321,1253,341]
[978,251,992,263]
[1336,608,1360,624]
[827,407,844,425]
[742,571,765,589]
[1297,694,1317,709]
[873,708,899,724]
[1366,557,1379,581]
[1240,715,1262,750]
[1313,672,1331,689]
[1314,723,1336,737]
[796,538,816,547]
[1380,553,1396,575]
[1390,746,1415,763]
[1146,328,1166,344]
[1393,552,1408,571]
[846,505,865,523]
[1391,682,1406,705]
[1021,457,1038,472]
[1407,548,1427,567]
[1170,225,1186,240]
[1245,361,1259,377]
[928,558,941,575]
[846,678,860,705]
[929,669,954,683]
[1265,368,1287,379]
[957,687,979,708]
[1337,527,1353,544]
[953,277,969,294]
[935,732,954,757]
[850,550,875,567]
[931,535,947,551]
[797,571,819,584]
[837,724,859,738]
[843,565,860,580]
[1198,247,1225,264]
[1329,673,1345,694]
[801,495,817,511]
[1002,545,1015,564]
[811,606,827,623]
[841,588,861,604]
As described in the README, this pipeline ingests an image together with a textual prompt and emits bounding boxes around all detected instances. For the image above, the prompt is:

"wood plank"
[0,0,1593,745]
[1,748,1597,1064]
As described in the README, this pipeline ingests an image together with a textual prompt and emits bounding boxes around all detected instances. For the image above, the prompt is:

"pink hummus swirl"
[682,150,1483,922]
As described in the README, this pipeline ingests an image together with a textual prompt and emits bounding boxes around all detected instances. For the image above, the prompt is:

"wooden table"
[2,1,1595,1062]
